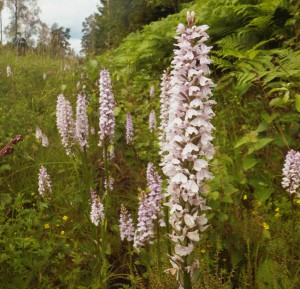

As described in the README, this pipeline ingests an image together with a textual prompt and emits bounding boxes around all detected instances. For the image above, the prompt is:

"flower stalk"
[161,11,216,288]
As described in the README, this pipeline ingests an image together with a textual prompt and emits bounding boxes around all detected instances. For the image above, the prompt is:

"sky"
[2,0,99,53]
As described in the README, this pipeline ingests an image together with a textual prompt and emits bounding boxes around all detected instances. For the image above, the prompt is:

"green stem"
[98,143,110,289]
[99,219,107,289]
[128,242,135,289]
[290,195,295,260]
[164,205,171,256]
[103,143,110,211]
[96,226,101,256]
[156,225,162,279]
[183,265,192,289]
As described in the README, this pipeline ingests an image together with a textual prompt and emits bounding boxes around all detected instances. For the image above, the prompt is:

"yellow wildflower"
[262,222,269,230]
[275,207,279,212]
[243,195,248,200]
[63,215,68,221]
[296,199,300,205]
[200,249,206,254]
[44,224,50,229]
[60,231,65,235]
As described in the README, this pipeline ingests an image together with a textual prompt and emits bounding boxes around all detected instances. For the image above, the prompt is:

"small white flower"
[171,173,188,184]
[184,214,196,228]
[175,243,194,257]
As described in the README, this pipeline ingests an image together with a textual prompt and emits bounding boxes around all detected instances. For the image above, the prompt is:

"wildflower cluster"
[98,70,115,146]
[159,71,171,157]
[90,189,104,226]
[149,109,156,132]
[56,94,76,155]
[134,164,164,250]
[104,178,114,191]
[162,11,215,284]
[76,93,89,150]
[134,191,154,251]
[126,112,134,144]
[146,163,165,227]
[38,166,52,197]
[282,149,300,198]
[150,85,155,97]
[36,127,49,147]
[119,204,135,242]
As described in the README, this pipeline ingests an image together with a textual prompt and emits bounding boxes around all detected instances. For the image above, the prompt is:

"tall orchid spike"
[38,166,52,197]
[90,189,104,226]
[56,94,76,156]
[126,112,134,144]
[76,93,89,150]
[282,149,300,198]
[133,191,155,251]
[147,163,165,226]
[149,109,156,133]
[98,69,115,146]
[119,204,135,242]
[159,71,171,160]
[161,11,215,286]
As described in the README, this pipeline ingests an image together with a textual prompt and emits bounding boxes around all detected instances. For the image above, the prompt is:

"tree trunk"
[14,0,18,39]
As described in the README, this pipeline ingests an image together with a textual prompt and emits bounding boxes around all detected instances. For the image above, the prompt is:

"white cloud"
[2,0,99,53]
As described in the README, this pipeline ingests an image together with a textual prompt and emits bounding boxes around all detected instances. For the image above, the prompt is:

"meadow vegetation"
[0,0,300,288]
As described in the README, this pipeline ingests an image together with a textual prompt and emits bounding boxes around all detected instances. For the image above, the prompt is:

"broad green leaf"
[223,194,233,203]
[224,183,238,194]
[234,131,258,148]
[261,112,279,124]
[248,138,273,154]
[257,259,276,288]
[217,212,229,221]
[256,121,268,132]
[254,186,274,202]
[191,269,201,284]
[114,106,121,116]
[209,191,219,200]
[280,112,300,122]
[243,156,258,170]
